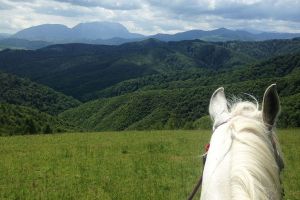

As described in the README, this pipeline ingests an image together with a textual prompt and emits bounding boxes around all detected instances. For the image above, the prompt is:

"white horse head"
[200,84,284,200]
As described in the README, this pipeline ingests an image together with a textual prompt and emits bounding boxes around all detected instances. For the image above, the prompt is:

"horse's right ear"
[262,84,280,128]
[209,87,229,124]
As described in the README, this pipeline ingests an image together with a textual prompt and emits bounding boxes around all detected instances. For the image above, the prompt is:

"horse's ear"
[209,87,229,123]
[262,84,280,127]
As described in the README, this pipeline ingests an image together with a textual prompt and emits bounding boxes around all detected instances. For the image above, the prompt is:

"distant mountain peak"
[75,21,126,27]
[72,21,131,40]
[32,23,68,28]
[13,24,70,42]
[4,24,300,48]
[73,21,128,30]
[12,21,144,42]
[215,27,228,31]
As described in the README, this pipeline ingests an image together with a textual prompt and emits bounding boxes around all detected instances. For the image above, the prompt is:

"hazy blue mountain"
[13,24,71,42]
[149,28,252,41]
[256,32,300,40]
[12,22,144,43]
[149,28,300,42]
[7,24,300,49]
[0,38,52,50]
[0,33,11,39]
[71,21,143,40]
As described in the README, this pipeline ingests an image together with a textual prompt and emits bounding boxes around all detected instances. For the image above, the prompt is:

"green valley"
[0,72,80,115]
[0,103,73,135]
[0,38,300,134]
[0,72,80,135]
[1,38,300,100]
[59,53,300,131]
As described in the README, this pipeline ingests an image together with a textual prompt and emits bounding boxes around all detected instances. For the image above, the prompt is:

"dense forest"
[1,38,300,100]
[0,38,299,134]
[0,72,80,135]
[0,103,74,135]
[0,72,80,115]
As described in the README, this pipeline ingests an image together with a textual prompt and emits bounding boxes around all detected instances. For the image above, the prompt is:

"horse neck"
[201,118,282,200]
[200,124,233,200]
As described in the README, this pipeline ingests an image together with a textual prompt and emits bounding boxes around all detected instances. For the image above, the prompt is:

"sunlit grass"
[0,129,299,199]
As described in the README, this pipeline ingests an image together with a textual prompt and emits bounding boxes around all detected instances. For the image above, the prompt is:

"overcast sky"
[0,0,300,35]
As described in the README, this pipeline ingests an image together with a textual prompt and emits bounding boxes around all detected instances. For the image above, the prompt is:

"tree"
[43,124,53,134]
[24,118,38,134]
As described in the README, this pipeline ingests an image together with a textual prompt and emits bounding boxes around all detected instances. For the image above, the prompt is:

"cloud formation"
[53,0,142,10]
[0,1,13,10]
[0,0,299,34]
[147,0,300,22]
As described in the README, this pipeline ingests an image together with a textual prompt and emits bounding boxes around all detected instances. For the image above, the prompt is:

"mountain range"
[1,38,300,100]
[151,28,300,42]
[0,33,10,39]
[1,21,300,50]
[12,22,143,42]
[0,37,300,134]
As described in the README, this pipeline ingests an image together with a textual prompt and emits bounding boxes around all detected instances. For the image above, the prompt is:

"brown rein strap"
[187,146,208,200]
[187,174,203,200]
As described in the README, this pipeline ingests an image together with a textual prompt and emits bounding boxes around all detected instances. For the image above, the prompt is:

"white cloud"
[52,0,142,10]
[0,0,299,34]
[0,1,13,10]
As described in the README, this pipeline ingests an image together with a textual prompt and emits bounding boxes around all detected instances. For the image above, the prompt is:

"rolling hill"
[0,71,80,115]
[0,72,81,135]
[0,103,74,135]
[59,53,300,130]
[1,38,300,101]
[83,52,300,100]
[0,38,52,50]
[1,38,300,133]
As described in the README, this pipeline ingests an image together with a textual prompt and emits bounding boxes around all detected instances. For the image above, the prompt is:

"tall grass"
[0,130,299,199]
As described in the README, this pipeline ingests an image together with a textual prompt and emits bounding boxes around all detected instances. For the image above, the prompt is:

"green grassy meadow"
[0,129,299,200]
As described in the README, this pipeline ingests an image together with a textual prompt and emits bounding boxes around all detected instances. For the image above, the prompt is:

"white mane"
[201,85,283,200]
[228,101,283,199]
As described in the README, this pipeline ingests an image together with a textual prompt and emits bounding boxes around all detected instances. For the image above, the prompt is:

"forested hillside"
[1,38,300,134]
[0,38,300,100]
[0,103,74,135]
[0,72,80,135]
[0,72,80,115]
[59,53,300,130]
[84,53,300,100]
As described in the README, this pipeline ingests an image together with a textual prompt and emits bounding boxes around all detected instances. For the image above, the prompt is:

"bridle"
[266,125,284,172]
[187,118,284,200]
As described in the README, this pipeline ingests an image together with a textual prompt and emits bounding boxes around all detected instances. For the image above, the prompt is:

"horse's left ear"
[209,87,229,124]
[262,84,280,127]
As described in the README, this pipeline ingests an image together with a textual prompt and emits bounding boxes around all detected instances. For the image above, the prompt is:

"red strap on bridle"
[205,143,210,152]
